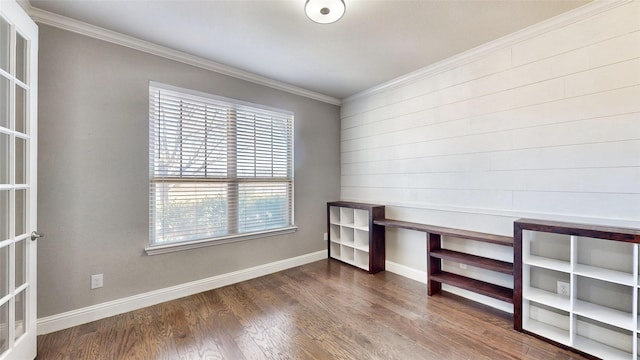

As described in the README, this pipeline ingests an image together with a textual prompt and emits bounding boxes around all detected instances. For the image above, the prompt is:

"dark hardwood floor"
[37,259,587,359]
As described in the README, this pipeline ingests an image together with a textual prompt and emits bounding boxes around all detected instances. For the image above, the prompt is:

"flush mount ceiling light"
[305,0,346,24]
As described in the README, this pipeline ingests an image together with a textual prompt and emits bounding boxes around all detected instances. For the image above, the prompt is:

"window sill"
[145,226,298,256]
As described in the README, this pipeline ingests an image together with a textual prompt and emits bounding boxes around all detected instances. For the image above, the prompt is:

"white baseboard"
[441,285,513,314]
[385,260,427,284]
[385,260,513,314]
[37,250,327,335]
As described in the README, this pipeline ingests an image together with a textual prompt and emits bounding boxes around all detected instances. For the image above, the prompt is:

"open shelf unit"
[327,202,385,273]
[514,218,640,359]
[374,218,514,305]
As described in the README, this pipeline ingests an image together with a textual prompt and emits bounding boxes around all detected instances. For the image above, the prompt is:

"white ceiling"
[28,0,590,100]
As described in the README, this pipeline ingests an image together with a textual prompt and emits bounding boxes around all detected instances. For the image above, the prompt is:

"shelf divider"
[430,271,513,303]
[573,300,634,331]
[525,256,571,273]
[523,319,570,346]
[523,287,571,312]
[431,249,512,274]
[573,264,634,286]
[573,335,632,360]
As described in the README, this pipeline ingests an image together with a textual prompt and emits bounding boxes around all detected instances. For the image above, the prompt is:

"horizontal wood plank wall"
[340,1,640,311]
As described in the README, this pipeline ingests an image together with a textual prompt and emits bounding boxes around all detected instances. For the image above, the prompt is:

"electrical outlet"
[557,281,570,296]
[91,274,103,289]
[459,263,467,270]
[323,232,328,241]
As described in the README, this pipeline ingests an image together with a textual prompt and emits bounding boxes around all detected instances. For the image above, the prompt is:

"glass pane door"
[0,1,38,359]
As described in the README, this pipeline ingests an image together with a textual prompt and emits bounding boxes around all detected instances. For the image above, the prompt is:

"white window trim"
[146,81,296,255]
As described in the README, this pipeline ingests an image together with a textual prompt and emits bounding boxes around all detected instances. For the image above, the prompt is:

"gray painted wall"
[37,25,341,317]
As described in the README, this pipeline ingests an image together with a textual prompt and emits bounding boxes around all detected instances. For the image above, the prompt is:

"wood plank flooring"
[37,259,588,359]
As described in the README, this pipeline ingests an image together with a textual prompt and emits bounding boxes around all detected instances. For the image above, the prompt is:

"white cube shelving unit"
[327,202,385,274]
[515,219,640,360]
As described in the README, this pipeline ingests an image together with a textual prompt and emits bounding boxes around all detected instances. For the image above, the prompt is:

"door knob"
[30,231,44,241]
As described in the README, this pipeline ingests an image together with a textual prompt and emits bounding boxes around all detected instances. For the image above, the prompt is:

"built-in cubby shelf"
[515,218,640,360]
[374,218,514,305]
[327,202,385,274]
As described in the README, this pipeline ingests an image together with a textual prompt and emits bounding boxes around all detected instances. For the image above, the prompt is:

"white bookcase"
[327,202,385,273]
[515,219,640,360]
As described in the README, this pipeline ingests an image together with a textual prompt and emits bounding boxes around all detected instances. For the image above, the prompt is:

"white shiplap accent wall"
[340,1,640,311]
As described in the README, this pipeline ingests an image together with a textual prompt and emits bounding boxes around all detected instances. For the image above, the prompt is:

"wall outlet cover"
[556,281,570,296]
[91,274,104,289]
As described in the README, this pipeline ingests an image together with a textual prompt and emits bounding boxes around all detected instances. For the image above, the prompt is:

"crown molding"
[343,0,631,104]
[24,4,342,106]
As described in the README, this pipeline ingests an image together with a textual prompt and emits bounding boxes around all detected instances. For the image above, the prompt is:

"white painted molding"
[23,0,627,107]
[385,261,512,314]
[441,285,513,314]
[344,0,631,103]
[385,260,427,284]
[37,250,327,335]
[24,5,342,106]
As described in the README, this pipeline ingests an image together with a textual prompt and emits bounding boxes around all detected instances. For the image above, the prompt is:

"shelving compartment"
[523,267,571,311]
[329,206,341,225]
[523,230,571,272]
[522,300,570,346]
[575,236,634,286]
[341,245,355,264]
[340,207,354,227]
[340,226,354,247]
[329,242,341,260]
[574,316,633,360]
[354,249,369,271]
[354,229,369,252]
[330,224,341,244]
[354,209,369,230]
[574,276,634,331]
[637,289,640,332]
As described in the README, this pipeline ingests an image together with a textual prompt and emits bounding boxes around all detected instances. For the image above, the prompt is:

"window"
[148,82,295,253]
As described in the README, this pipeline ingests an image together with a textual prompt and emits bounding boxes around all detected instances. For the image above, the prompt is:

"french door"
[0,1,38,359]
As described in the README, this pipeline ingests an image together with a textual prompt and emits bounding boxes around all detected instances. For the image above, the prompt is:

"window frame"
[146,82,296,255]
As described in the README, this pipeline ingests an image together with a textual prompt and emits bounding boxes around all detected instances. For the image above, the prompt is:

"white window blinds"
[149,83,294,246]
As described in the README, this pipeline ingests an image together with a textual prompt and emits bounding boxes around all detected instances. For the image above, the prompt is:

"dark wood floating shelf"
[374,219,513,247]
[430,249,513,275]
[374,217,515,308]
[431,272,514,304]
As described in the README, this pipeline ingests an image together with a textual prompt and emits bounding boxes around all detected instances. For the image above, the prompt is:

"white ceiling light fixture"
[305,0,346,24]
